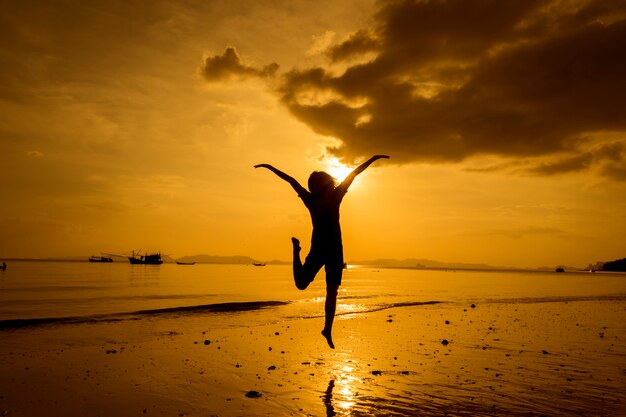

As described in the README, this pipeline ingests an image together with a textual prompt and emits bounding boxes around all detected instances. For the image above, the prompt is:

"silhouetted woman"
[255,155,389,348]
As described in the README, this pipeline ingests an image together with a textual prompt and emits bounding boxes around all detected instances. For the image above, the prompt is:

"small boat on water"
[176,261,195,265]
[89,256,113,263]
[128,251,163,265]
[252,263,266,266]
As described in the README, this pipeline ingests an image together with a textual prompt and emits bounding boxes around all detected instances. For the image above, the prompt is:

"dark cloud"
[596,142,626,180]
[273,0,626,179]
[528,142,626,177]
[529,153,594,176]
[201,47,278,82]
[601,161,626,181]
[327,30,380,62]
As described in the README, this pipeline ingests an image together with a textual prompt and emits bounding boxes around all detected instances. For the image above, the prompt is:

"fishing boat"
[252,262,266,266]
[89,255,113,263]
[176,261,195,265]
[128,251,163,265]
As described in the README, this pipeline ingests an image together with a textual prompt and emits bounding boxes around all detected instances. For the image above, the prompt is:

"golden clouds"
[210,0,626,179]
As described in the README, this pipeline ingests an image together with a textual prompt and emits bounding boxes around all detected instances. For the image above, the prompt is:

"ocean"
[1,261,625,328]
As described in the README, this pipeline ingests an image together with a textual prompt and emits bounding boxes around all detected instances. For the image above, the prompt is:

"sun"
[325,157,353,183]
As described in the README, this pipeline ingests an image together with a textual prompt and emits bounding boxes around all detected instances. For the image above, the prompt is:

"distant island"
[587,258,626,272]
[174,255,266,265]
[348,258,584,272]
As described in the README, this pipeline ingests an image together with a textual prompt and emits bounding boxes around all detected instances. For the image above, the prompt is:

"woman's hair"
[308,171,337,194]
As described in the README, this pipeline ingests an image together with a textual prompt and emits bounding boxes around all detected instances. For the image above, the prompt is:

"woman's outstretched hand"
[254,164,273,169]
[372,155,390,160]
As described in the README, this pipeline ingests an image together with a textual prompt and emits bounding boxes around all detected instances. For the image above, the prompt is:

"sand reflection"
[323,362,364,416]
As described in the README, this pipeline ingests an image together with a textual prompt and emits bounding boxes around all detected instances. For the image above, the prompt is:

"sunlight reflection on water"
[322,360,363,416]
[337,364,359,411]
[337,303,364,314]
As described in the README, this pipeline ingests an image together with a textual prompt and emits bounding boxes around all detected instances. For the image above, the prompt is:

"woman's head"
[308,171,336,194]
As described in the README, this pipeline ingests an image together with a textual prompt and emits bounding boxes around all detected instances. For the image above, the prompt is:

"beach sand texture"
[1,297,624,416]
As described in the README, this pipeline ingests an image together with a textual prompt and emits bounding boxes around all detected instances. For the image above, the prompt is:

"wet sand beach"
[1,297,624,416]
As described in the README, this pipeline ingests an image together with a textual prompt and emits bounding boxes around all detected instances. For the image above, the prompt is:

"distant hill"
[175,255,263,265]
[535,264,582,272]
[600,258,626,272]
[585,258,626,272]
[266,259,289,265]
[349,258,509,270]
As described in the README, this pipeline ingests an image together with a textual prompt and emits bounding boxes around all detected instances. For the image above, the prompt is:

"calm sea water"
[1,261,625,326]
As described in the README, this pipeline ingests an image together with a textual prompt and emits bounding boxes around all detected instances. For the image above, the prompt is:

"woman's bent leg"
[292,238,318,290]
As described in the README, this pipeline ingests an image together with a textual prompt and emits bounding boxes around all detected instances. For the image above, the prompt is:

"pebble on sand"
[203,340,211,345]
[441,339,449,346]
[245,390,262,398]
[372,370,382,376]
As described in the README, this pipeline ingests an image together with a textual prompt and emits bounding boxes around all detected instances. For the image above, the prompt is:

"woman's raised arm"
[254,164,306,194]
[340,155,389,189]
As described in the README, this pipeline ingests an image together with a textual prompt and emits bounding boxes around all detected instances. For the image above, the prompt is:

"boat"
[128,251,163,265]
[176,261,195,265]
[252,262,266,266]
[89,255,113,263]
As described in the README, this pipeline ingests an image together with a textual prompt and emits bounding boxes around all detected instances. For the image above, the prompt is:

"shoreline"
[5,293,626,331]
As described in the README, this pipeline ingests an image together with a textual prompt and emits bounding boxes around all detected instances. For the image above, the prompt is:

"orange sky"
[1,0,625,268]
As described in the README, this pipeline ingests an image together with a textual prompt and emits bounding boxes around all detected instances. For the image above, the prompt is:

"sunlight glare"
[325,157,352,183]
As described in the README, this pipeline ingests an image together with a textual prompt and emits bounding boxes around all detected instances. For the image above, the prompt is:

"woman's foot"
[291,237,301,253]
[321,329,335,349]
